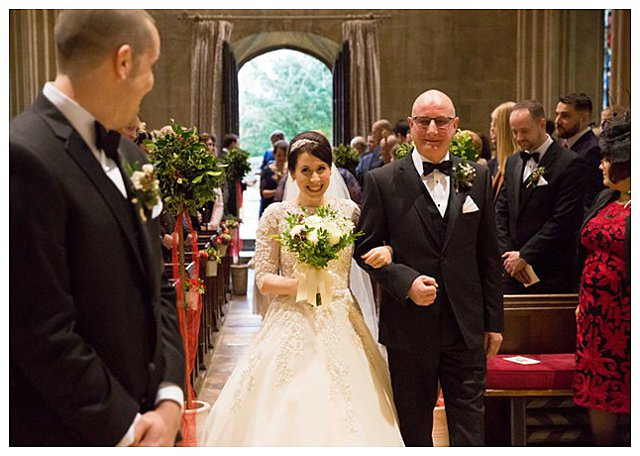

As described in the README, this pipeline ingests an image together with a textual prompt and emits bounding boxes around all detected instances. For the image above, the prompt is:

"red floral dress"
[574,201,631,414]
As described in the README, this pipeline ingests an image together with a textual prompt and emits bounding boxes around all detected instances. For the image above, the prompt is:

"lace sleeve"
[254,203,282,291]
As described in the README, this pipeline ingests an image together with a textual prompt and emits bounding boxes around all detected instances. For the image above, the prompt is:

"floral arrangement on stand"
[333,144,360,176]
[222,215,243,261]
[222,147,251,213]
[273,206,362,307]
[144,120,225,444]
[203,246,223,277]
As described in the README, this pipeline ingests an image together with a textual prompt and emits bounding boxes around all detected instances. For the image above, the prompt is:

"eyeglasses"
[412,116,454,129]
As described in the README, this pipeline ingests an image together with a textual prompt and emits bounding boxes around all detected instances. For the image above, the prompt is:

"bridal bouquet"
[274,205,362,307]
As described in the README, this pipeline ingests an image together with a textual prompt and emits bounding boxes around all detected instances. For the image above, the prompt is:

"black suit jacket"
[570,130,605,212]
[495,141,586,293]
[354,155,503,351]
[10,94,185,446]
[578,188,630,282]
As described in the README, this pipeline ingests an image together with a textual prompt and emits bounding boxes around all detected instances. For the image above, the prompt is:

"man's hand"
[408,275,438,306]
[484,332,503,358]
[502,251,528,278]
[133,400,181,447]
[161,234,173,250]
[361,246,393,269]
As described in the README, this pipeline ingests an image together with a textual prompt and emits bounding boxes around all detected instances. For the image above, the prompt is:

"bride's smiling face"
[291,152,332,199]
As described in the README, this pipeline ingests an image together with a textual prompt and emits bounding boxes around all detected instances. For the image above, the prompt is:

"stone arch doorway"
[223,31,350,147]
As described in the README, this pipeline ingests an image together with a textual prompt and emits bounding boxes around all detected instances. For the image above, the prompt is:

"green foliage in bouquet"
[449,129,479,162]
[332,144,360,176]
[222,147,251,183]
[394,141,414,160]
[144,120,225,215]
[273,205,363,269]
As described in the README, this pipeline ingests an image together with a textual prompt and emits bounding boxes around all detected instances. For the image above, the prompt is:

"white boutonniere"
[125,162,161,222]
[525,166,547,189]
[452,158,476,193]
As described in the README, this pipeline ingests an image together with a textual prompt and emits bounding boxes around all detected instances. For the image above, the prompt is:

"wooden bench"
[485,294,588,446]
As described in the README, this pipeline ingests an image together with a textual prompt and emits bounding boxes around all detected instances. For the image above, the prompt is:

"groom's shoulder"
[368,157,407,182]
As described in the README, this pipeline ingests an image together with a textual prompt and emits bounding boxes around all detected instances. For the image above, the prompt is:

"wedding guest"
[350,135,368,156]
[555,92,605,211]
[198,132,223,228]
[120,114,142,141]
[394,119,410,144]
[200,132,217,156]
[574,111,630,445]
[355,119,393,185]
[10,9,184,446]
[259,139,288,217]
[260,130,285,170]
[495,100,586,293]
[489,101,518,201]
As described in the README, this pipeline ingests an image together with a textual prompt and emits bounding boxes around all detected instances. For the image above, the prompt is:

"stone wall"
[130,10,603,138]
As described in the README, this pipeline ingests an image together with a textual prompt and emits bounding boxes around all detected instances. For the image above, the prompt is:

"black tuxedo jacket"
[10,94,185,446]
[579,188,630,281]
[495,141,586,293]
[570,130,605,212]
[354,155,503,351]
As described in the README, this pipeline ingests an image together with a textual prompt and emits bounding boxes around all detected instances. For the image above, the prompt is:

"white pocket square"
[536,176,549,187]
[462,195,480,213]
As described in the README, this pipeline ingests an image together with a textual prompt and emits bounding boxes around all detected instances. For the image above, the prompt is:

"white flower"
[131,171,144,190]
[307,229,319,245]
[326,222,342,245]
[142,163,154,174]
[289,225,304,237]
[305,215,324,229]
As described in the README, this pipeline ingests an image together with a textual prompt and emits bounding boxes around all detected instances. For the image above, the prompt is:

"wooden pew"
[485,294,586,446]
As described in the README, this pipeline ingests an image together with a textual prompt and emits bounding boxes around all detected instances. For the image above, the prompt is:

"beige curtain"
[9,10,59,118]
[609,10,631,107]
[190,19,233,141]
[342,20,381,138]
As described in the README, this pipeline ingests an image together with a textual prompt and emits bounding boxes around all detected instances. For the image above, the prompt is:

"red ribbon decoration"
[171,211,202,446]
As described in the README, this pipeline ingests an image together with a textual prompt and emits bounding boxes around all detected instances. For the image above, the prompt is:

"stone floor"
[195,270,262,407]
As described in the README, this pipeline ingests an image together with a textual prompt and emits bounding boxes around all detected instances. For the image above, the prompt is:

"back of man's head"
[55,10,155,74]
[559,92,592,114]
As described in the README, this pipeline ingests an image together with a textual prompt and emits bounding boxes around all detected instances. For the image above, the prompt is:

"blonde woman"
[490,101,518,201]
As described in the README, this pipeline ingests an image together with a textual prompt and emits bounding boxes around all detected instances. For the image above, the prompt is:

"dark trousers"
[386,305,486,446]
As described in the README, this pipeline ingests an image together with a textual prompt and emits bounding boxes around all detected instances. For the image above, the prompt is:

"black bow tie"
[94,121,121,162]
[423,160,453,176]
[520,150,540,164]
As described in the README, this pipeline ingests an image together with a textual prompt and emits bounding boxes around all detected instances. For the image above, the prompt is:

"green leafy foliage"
[394,141,414,160]
[449,129,479,162]
[333,144,360,176]
[221,148,251,183]
[144,120,225,215]
[239,50,333,155]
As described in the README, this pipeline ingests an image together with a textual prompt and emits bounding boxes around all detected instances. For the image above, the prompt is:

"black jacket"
[10,94,185,445]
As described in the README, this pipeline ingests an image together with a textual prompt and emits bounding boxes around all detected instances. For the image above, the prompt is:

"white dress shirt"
[522,134,553,182]
[42,82,183,446]
[412,148,451,217]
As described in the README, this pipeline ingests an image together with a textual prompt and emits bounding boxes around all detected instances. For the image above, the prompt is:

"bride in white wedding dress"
[202,131,403,446]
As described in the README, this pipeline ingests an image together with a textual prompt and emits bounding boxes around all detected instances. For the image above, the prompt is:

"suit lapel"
[519,143,558,213]
[397,157,441,248]
[64,133,147,277]
[511,152,524,218]
[442,156,465,252]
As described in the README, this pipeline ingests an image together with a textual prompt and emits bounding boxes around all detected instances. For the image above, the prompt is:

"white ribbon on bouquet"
[293,263,334,307]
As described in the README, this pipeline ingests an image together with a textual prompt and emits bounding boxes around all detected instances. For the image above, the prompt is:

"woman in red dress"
[574,111,631,445]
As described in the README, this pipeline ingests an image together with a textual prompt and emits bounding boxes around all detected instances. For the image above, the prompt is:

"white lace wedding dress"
[202,198,403,446]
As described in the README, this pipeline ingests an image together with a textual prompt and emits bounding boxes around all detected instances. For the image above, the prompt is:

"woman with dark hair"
[574,111,631,445]
[202,131,402,446]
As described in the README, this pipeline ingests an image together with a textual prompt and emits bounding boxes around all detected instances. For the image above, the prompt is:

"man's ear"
[114,44,134,79]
